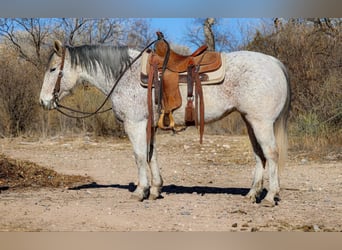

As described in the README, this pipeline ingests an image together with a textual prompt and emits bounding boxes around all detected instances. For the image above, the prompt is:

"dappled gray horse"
[39,40,290,206]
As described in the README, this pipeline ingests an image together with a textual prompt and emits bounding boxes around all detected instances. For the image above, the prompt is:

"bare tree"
[185,24,203,48]
[84,19,125,45]
[0,18,154,68]
[96,18,118,44]
[56,18,123,46]
[0,18,51,68]
[185,18,239,52]
[203,18,215,51]
[125,19,154,49]
[60,18,90,46]
[57,18,153,49]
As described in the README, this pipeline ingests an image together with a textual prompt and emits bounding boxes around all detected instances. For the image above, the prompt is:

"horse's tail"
[274,62,291,170]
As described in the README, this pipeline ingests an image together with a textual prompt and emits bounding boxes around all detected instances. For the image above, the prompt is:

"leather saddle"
[143,32,224,144]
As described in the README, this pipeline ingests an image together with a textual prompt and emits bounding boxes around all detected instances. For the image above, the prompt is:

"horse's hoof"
[149,194,160,200]
[261,198,276,207]
[245,190,257,203]
[130,193,144,202]
[130,187,149,201]
[245,195,256,203]
[149,186,162,200]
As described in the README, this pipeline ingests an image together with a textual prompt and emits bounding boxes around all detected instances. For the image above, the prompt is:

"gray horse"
[39,40,291,206]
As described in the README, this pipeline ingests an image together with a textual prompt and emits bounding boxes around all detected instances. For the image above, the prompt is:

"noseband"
[52,46,66,105]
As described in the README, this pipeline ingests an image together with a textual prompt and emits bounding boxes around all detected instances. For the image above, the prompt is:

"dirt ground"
[0,128,341,232]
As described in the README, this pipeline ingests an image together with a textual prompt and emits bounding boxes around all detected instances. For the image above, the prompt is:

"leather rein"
[52,38,166,119]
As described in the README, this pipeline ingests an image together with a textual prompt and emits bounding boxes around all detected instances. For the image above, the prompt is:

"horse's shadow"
[69,182,136,192]
[69,182,263,199]
[0,186,9,192]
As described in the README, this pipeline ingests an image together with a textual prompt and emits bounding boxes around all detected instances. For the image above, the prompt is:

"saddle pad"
[140,50,226,87]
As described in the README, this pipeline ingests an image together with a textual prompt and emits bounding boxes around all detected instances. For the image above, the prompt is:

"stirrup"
[158,110,175,130]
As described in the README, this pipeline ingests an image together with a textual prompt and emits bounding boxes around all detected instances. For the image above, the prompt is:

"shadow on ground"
[69,181,253,197]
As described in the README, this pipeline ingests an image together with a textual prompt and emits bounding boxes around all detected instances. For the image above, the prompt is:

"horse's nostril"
[39,99,50,110]
[39,99,46,108]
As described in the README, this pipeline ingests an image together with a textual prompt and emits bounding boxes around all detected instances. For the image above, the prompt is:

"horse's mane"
[49,44,132,79]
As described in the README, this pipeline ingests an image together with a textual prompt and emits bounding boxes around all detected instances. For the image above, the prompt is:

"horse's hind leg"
[124,120,150,201]
[244,116,280,207]
[242,116,266,202]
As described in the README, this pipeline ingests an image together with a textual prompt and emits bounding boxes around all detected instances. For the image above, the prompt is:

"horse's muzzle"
[39,99,57,110]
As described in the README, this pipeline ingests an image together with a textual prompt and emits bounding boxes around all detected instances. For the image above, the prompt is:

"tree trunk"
[203,18,215,51]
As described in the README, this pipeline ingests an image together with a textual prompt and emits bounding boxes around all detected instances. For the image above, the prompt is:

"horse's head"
[39,40,77,110]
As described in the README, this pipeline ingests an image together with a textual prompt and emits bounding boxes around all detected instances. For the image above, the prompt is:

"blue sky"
[149,18,192,43]
[149,18,263,50]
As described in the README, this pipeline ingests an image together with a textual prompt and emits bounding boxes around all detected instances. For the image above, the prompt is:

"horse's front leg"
[124,120,150,201]
[149,143,163,200]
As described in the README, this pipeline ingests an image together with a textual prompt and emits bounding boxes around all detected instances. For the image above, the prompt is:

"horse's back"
[224,51,286,82]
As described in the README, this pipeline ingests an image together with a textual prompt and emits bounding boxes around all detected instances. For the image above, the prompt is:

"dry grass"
[0,49,42,136]
[245,21,341,153]
[206,112,247,135]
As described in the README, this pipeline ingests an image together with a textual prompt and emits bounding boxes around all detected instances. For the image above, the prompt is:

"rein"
[53,38,163,119]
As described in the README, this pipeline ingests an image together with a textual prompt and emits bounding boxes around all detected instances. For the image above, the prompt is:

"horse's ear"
[54,40,63,57]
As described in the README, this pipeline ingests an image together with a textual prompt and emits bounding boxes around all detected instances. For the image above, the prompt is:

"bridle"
[51,45,113,118]
[52,46,66,105]
[51,36,169,119]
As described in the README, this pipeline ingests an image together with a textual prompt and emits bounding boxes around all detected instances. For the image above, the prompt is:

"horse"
[39,39,291,207]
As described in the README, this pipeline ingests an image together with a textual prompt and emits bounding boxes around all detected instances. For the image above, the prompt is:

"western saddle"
[143,32,223,153]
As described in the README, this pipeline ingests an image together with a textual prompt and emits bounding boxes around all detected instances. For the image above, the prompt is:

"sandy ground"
[0,128,341,231]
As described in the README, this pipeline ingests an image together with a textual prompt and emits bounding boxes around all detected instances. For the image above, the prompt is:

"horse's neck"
[77,48,141,95]
[77,66,116,96]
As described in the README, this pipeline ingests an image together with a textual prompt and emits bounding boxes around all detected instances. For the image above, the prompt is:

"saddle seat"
[154,38,222,73]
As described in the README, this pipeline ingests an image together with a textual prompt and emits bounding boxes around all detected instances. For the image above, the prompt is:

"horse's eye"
[50,68,56,73]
